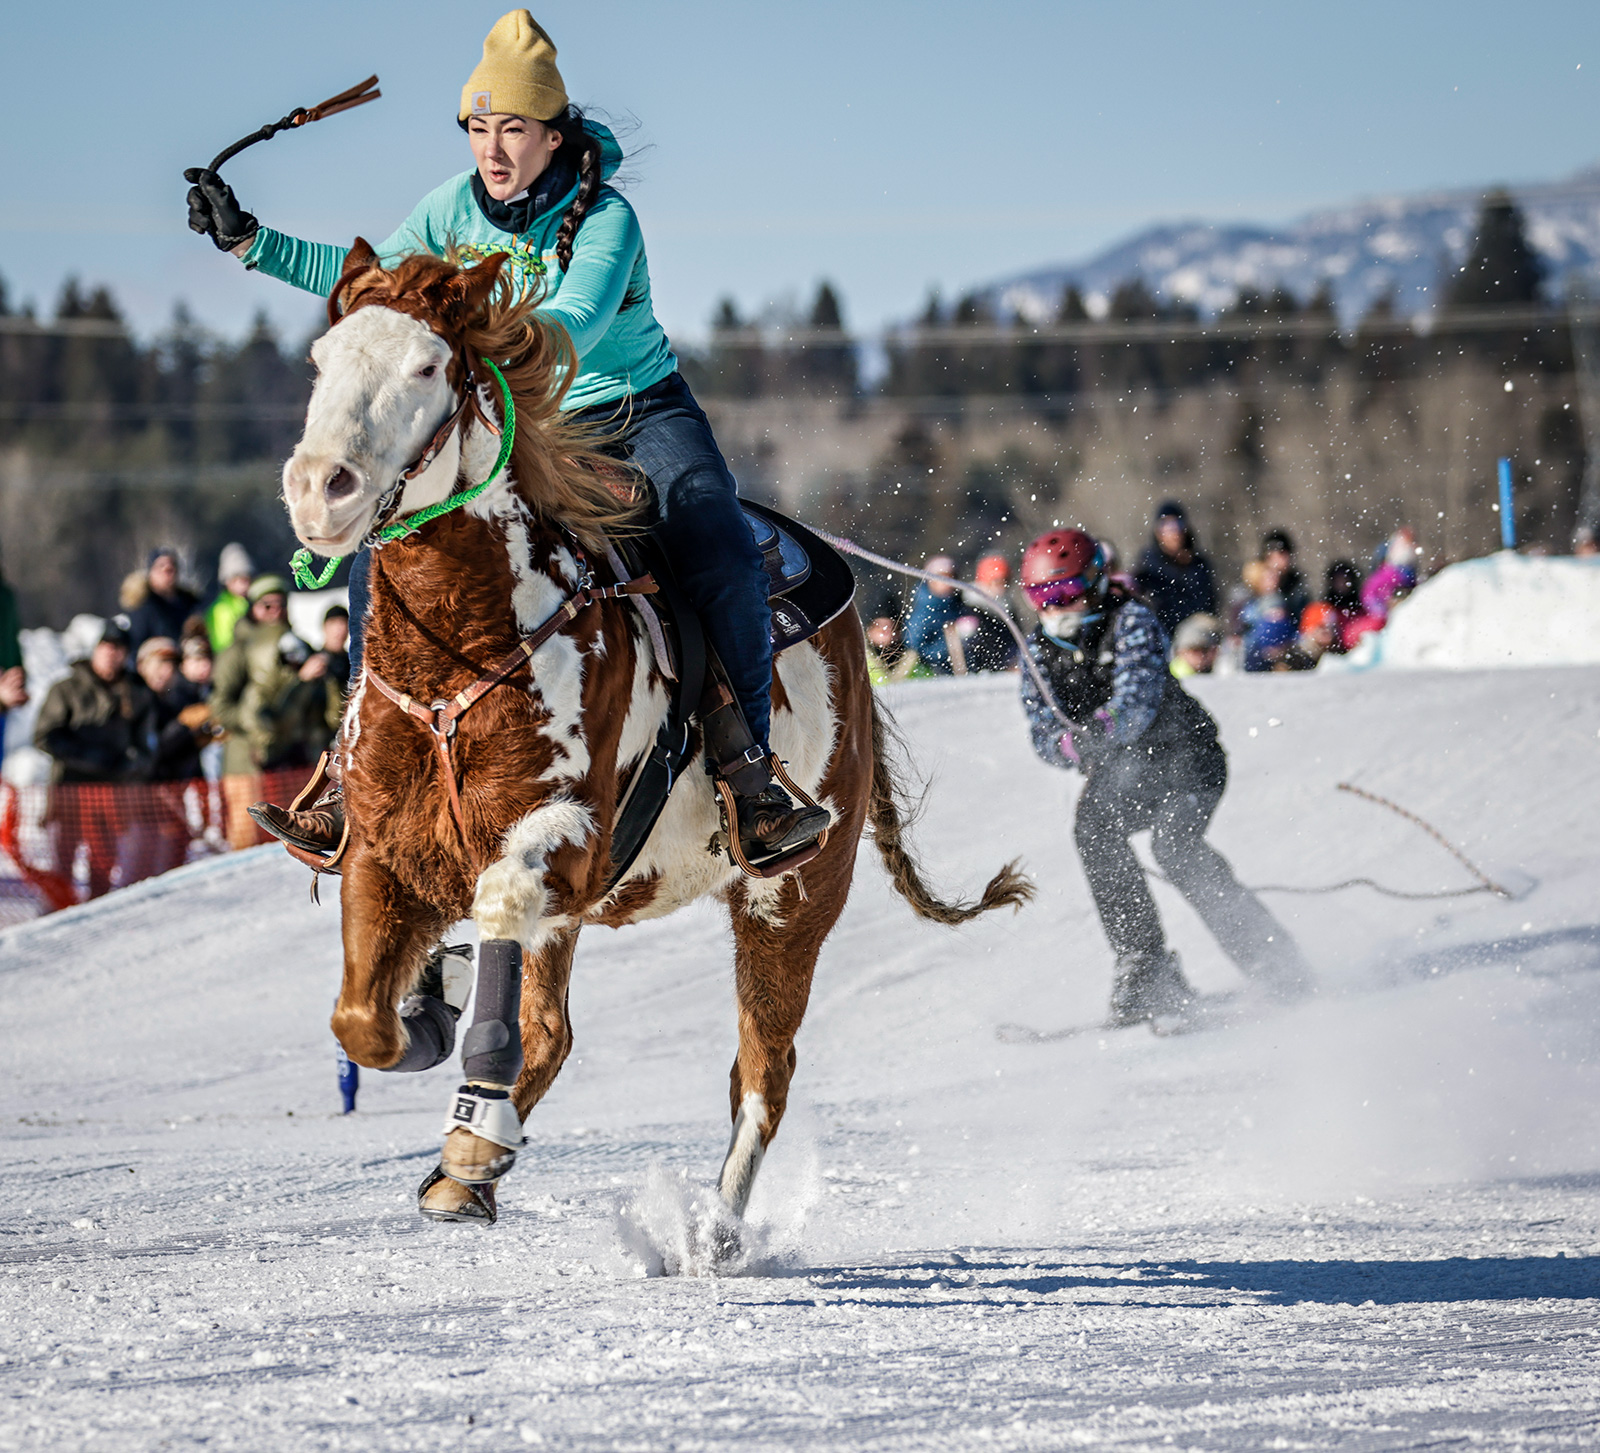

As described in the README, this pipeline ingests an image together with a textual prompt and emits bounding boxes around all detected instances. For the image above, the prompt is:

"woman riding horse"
[185,9,827,866]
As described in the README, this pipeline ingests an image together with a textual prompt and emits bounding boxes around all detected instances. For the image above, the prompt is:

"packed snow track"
[2,669,1598,1450]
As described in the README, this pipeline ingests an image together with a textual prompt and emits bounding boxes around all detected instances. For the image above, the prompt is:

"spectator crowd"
[0,496,1566,913]
[1,543,350,905]
[861,499,1432,688]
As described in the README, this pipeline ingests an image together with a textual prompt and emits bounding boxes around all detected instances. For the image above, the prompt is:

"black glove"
[184,167,259,252]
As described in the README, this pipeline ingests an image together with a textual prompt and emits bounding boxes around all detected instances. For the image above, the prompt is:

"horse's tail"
[865,691,1035,924]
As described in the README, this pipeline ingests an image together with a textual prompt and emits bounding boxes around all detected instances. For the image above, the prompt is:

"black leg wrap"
[699,679,771,795]
[462,939,523,1085]
[389,995,457,1073]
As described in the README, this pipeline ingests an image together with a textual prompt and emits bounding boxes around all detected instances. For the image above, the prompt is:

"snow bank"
[1331,551,1600,671]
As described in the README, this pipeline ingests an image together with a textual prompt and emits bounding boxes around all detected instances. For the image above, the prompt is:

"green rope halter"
[289,358,517,590]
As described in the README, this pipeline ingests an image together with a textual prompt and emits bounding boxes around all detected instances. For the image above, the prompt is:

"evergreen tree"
[952,291,992,326]
[1445,189,1545,309]
[808,282,843,331]
[706,297,763,398]
[1108,278,1160,321]
[198,311,309,462]
[1056,285,1089,323]
[793,281,856,398]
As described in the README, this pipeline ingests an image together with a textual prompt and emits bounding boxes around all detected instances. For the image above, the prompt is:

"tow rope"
[812,528,1075,730]
[816,532,1523,905]
[290,358,516,590]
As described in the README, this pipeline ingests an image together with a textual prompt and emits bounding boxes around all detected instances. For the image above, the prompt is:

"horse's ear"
[344,237,379,275]
[328,238,381,324]
[448,251,509,320]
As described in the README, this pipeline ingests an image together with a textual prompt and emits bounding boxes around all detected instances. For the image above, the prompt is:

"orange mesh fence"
[0,764,314,926]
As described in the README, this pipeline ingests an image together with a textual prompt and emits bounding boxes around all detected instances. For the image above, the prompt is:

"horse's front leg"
[424,800,595,1220]
[419,927,579,1224]
[332,846,450,1069]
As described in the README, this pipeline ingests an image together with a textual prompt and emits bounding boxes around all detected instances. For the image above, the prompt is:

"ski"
[996,992,1246,1044]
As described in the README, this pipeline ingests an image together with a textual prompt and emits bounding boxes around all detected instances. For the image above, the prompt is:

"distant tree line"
[0,189,1586,626]
[0,282,311,466]
[0,284,316,624]
[686,190,1573,400]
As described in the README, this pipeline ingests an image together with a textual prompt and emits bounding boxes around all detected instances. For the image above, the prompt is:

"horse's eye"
[419,364,438,379]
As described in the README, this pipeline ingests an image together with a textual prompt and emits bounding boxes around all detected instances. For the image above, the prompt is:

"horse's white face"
[283,306,456,556]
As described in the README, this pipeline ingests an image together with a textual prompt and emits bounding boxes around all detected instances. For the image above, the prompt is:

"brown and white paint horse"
[282,240,1031,1234]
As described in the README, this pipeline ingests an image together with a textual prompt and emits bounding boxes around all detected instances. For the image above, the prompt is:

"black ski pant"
[1074,736,1298,977]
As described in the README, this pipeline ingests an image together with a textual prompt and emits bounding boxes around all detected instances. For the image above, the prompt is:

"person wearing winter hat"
[125,547,202,658]
[1133,501,1218,636]
[32,618,157,899]
[902,556,963,675]
[1279,601,1339,671]
[1258,527,1310,627]
[211,574,338,848]
[190,10,824,869]
[1169,613,1222,678]
[1360,528,1419,625]
[961,554,1020,673]
[206,542,255,653]
[1016,528,1311,1025]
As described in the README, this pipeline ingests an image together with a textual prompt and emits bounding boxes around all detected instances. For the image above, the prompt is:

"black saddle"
[602,500,855,890]
[743,500,857,656]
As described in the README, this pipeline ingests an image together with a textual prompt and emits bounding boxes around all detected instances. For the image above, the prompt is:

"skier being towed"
[182,9,828,866]
[1017,529,1312,1026]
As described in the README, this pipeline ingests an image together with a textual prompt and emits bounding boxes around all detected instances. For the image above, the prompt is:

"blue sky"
[1,1,1596,346]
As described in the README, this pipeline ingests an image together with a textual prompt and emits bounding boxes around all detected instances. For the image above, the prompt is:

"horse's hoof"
[417,1164,497,1224]
[441,1127,518,1185]
[708,1218,743,1268]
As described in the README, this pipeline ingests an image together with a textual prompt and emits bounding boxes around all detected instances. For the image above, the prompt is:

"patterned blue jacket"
[1019,600,1175,772]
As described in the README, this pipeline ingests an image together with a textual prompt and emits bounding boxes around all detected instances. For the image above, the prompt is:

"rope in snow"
[1331,782,1515,898]
[1151,782,1511,901]
[814,528,1075,730]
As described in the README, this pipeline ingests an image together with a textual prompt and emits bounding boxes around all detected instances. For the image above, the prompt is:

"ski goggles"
[1024,573,1097,610]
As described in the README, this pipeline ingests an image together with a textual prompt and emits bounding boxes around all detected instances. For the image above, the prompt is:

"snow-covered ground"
[2,668,1598,1451]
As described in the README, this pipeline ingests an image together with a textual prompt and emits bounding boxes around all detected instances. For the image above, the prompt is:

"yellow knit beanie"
[459,10,568,123]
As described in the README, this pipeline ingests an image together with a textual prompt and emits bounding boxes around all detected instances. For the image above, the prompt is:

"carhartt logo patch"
[471,90,492,115]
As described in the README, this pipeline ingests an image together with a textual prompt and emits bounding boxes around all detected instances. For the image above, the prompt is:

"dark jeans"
[1074,736,1305,981]
[573,371,772,748]
[347,372,773,749]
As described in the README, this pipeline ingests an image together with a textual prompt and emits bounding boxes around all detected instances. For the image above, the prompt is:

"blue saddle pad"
[739,500,856,655]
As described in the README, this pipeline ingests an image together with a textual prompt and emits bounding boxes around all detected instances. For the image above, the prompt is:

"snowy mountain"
[3,662,1599,1447]
[984,164,1600,324]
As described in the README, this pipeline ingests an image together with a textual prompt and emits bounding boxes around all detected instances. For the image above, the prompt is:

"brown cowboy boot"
[698,678,828,863]
[716,743,830,862]
[248,767,345,858]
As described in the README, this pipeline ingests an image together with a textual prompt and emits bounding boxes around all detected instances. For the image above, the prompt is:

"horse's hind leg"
[719,878,845,1217]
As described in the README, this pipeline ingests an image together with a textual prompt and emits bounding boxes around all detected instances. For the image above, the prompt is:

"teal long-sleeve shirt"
[241,123,676,413]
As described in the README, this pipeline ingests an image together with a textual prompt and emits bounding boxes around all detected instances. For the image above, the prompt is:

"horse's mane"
[329,241,644,550]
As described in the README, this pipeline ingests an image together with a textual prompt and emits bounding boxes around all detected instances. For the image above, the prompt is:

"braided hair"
[546,106,603,273]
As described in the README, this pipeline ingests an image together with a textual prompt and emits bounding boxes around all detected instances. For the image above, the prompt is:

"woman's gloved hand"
[183,167,259,253]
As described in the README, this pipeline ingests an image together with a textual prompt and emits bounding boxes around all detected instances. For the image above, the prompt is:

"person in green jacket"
[204,542,255,654]
[210,576,341,848]
[184,10,826,868]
